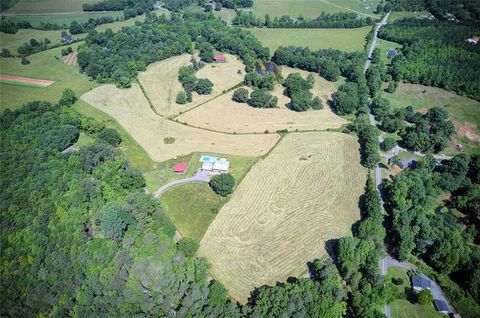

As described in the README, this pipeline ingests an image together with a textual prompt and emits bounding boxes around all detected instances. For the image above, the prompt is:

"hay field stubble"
[81,84,280,162]
[138,53,245,117]
[198,131,366,301]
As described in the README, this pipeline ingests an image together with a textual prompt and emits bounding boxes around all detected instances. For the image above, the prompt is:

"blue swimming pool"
[200,155,217,163]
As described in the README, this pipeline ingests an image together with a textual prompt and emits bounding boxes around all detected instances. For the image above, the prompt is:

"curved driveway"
[153,169,211,198]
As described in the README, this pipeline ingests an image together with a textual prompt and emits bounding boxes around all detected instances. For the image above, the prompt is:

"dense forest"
[379,0,480,21]
[378,18,480,101]
[78,12,269,87]
[232,11,374,28]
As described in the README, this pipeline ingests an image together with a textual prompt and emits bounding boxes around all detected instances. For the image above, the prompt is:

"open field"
[0,28,65,51]
[0,43,97,110]
[252,0,380,18]
[387,267,443,318]
[0,74,55,87]
[177,67,346,133]
[139,53,245,117]
[4,0,98,14]
[248,27,371,53]
[199,132,366,301]
[161,183,223,242]
[81,84,280,162]
[2,11,124,26]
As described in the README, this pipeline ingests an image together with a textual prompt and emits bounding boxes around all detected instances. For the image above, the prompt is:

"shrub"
[209,173,235,197]
[176,91,187,104]
[98,128,122,146]
[59,88,77,106]
[311,97,323,110]
[195,78,214,95]
[232,88,249,103]
[417,289,433,305]
[248,89,277,108]
[21,56,30,65]
[177,238,199,257]
[381,137,397,152]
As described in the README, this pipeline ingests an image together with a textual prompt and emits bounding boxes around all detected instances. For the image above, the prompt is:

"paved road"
[153,169,211,198]
[364,12,390,73]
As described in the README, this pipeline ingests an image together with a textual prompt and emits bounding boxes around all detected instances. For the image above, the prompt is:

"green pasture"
[4,0,98,14]
[0,28,65,51]
[382,83,480,130]
[248,26,371,52]
[2,11,124,27]
[252,0,380,18]
[386,267,443,318]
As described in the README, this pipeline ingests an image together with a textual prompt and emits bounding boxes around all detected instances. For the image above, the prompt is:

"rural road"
[364,11,390,73]
[153,169,211,198]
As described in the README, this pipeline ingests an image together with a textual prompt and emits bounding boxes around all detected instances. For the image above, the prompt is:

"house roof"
[398,158,417,168]
[174,162,188,173]
[213,158,229,171]
[202,162,214,171]
[412,275,431,289]
[434,299,449,312]
[213,55,225,61]
[387,49,397,57]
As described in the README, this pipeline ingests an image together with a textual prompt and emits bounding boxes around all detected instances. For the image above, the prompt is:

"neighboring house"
[434,299,450,314]
[257,62,278,76]
[466,36,479,44]
[387,49,397,58]
[398,157,417,169]
[213,55,226,62]
[61,34,73,43]
[411,275,431,291]
[173,162,188,174]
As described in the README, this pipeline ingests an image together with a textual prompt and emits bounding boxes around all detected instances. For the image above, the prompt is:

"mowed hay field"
[138,53,245,117]
[199,132,366,301]
[4,0,98,13]
[252,0,380,18]
[177,67,346,133]
[248,27,371,53]
[81,84,280,161]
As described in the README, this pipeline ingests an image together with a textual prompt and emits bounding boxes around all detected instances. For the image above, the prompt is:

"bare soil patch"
[0,74,55,87]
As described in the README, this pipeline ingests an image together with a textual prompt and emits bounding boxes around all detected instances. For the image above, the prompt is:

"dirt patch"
[0,74,55,87]
[453,121,480,143]
[63,52,77,65]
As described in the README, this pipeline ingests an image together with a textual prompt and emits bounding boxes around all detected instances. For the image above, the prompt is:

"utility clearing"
[138,53,245,117]
[199,132,366,302]
[177,67,345,133]
[81,84,280,162]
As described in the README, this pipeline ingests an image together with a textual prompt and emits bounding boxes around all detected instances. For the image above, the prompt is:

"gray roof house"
[398,158,417,169]
[412,275,431,291]
[434,299,450,314]
[387,49,398,58]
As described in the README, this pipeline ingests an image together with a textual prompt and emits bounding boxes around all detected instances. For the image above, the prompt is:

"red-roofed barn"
[213,55,226,62]
[174,162,188,174]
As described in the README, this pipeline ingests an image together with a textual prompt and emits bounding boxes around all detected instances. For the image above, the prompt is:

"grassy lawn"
[213,8,236,25]
[375,38,401,64]
[387,267,443,318]
[248,26,371,53]
[389,11,432,21]
[1,28,66,51]
[4,0,98,13]
[252,0,381,18]
[161,183,224,242]
[73,131,95,148]
[2,11,124,27]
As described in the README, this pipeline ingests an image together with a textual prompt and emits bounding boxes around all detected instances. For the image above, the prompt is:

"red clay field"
[0,74,55,87]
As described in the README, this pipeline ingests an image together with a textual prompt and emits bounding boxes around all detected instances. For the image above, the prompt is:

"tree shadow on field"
[324,239,338,263]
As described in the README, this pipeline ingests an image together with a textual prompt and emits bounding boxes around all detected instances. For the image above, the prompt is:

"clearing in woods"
[138,53,245,117]
[252,0,380,18]
[248,27,371,53]
[198,132,366,302]
[80,84,280,162]
[176,67,346,133]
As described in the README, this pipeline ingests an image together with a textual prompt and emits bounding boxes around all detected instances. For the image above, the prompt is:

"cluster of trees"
[233,11,374,28]
[378,0,480,21]
[176,59,213,104]
[272,46,365,81]
[244,71,277,90]
[209,173,235,196]
[347,112,381,168]
[283,73,322,111]
[371,98,454,153]
[384,155,480,317]
[17,38,50,56]
[83,0,153,12]
[232,86,278,108]
[378,18,480,101]
[78,12,269,87]
[68,16,116,34]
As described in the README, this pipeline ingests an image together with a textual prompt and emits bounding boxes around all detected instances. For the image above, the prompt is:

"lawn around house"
[386,267,443,318]
[248,27,371,53]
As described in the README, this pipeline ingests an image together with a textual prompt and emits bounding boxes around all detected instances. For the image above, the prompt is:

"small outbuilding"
[398,158,417,169]
[213,55,226,62]
[412,275,431,291]
[434,299,450,314]
[387,49,398,58]
[174,162,188,174]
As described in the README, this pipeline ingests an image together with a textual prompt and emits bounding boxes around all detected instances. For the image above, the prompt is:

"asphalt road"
[153,169,211,198]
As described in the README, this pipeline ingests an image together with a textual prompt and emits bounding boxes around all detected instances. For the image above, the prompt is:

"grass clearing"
[0,43,97,111]
[386,267,443,318]
[213,8,236,25]
[252,0,380,18]
[80,84,280,162]
[139,53,245,117]
[248,27,371,53]
[375,38,401,64]
[2,11,124,26]
[5,0,98,13]
[199,131,366,301]
[389,11,432,21]
[177,67,346,133]
[1,28,65,51]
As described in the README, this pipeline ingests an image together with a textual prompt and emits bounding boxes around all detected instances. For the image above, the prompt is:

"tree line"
[378,18,480,101]
[78,12,269,87]
[232,11,375,28]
